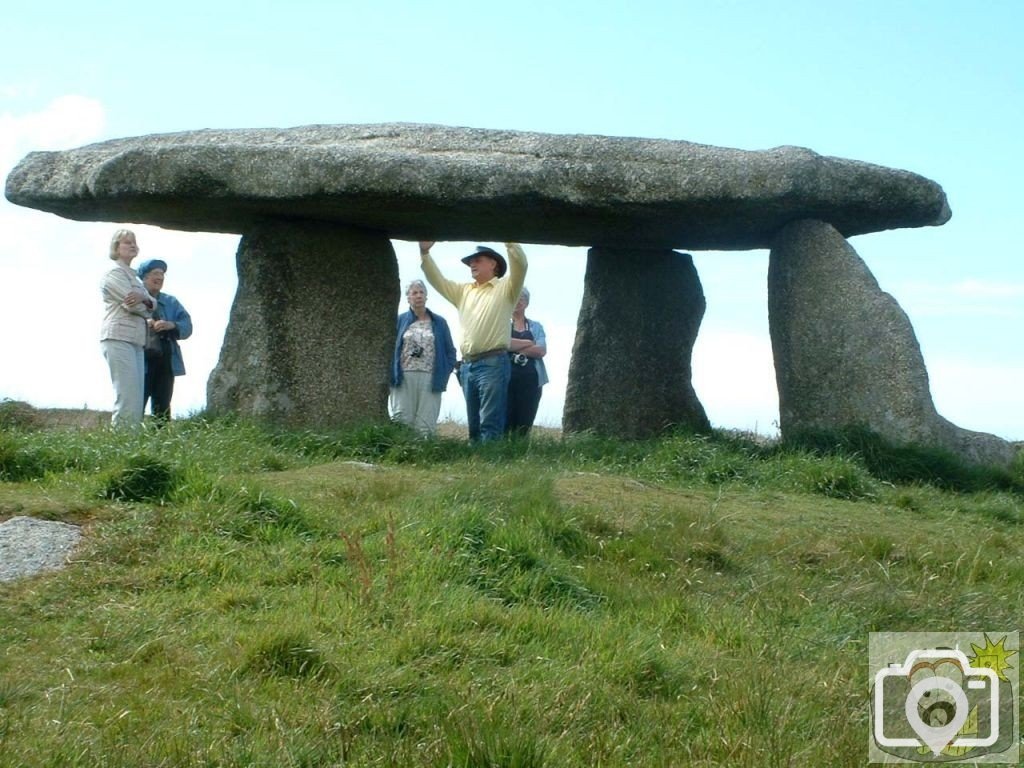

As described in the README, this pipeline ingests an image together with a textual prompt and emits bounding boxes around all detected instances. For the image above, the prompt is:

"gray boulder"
[207,221,397,427]
[5,123,949,250]
[564,247,710,438]
[768,219,1017,467]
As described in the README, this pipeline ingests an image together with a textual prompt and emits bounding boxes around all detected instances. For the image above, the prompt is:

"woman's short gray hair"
[109,228,135,260]
[519,287,530,303]
[405,279,428,297]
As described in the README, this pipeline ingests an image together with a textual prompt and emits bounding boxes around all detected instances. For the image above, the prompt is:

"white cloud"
[895,278,1024,319]
[0,95,105,169]
[929,358,1024,441]
[0,83,36,99]
[693,329,780,435]
[1,99,111,409]
[950,279,1024,299]
[0,97,239,418]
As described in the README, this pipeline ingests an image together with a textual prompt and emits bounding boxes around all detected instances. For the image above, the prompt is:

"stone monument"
[6,123,1015,465]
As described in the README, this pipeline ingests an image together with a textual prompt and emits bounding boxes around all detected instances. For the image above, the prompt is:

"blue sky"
[1,0,1021,438]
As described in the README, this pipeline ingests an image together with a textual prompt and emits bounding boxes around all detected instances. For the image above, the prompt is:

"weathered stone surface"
[5,123,949,249]
[564,248,710,438]
[207,221,397,427]
[768,219,1017,467]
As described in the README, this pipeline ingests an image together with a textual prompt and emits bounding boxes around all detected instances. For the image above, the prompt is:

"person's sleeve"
[101,269,133,305]
[130,295,154,315]
[104,269,152,316]
[394,314,405,355]
[421,251,462,306]
[532,320,547,352]
[505,242,527,298]
[444,318,457,366]
[168,296,193,340]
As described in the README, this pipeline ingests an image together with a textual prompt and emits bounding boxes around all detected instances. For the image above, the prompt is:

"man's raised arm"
[505,242,528,298]
[419,241,461,306]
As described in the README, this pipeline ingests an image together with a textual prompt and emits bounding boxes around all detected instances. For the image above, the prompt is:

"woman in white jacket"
[100,229,154,428]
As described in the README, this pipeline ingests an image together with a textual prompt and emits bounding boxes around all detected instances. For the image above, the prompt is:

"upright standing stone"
[564,247,710,438]
[769,219,1017,467]
[207,221,398,427]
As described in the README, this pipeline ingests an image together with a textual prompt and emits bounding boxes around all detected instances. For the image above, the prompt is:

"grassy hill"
[1,409,1022,767]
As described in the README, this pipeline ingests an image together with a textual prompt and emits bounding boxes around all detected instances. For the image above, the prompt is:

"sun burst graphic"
[968,633,1017,682]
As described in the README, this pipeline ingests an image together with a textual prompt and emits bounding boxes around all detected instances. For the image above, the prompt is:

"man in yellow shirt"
[418,241,528,441]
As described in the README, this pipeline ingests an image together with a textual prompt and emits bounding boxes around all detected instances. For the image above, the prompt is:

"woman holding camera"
[390,279,457,436]
[505,287,548,437]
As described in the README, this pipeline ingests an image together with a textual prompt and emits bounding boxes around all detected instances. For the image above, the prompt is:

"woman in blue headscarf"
[138,258,193,420]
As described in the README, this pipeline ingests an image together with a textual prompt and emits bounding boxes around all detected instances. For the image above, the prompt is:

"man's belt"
[462,348,506,363]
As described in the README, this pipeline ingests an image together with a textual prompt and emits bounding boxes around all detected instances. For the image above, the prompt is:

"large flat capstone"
[5,123,950,249]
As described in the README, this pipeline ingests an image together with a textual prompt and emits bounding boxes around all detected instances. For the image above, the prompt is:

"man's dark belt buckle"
[463,348,505,363]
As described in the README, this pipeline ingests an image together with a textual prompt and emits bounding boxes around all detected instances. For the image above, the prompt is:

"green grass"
[0,417,1021,766]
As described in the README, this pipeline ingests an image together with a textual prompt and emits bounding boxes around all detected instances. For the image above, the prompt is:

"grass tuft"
[240,631,330,679]
[100,453,178,502]
[442,720,548,768]
[212,484,315,541]
[0,432,47,481]
[784,424,1022,493]
[436,474,604,611]
[793,453,877,500]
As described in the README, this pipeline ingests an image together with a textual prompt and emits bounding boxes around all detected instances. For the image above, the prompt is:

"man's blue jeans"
[461,355,511,442]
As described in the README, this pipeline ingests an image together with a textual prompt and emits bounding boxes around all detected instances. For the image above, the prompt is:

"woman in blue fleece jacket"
[138,259,193,420]
[390,280,457,436]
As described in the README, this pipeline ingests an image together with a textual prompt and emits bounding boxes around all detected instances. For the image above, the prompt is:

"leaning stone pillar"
[563,247,710,438]
[768,218,1016,467]
[207,220,398,428]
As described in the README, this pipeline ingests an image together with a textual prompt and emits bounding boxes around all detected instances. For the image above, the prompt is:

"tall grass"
[0,415,1021,766]
[785,423,1023,493]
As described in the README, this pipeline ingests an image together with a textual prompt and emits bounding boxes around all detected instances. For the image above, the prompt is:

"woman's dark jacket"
[391,309,457,393]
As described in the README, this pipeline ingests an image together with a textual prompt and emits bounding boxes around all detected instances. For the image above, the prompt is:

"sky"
[1,0,1021,439]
